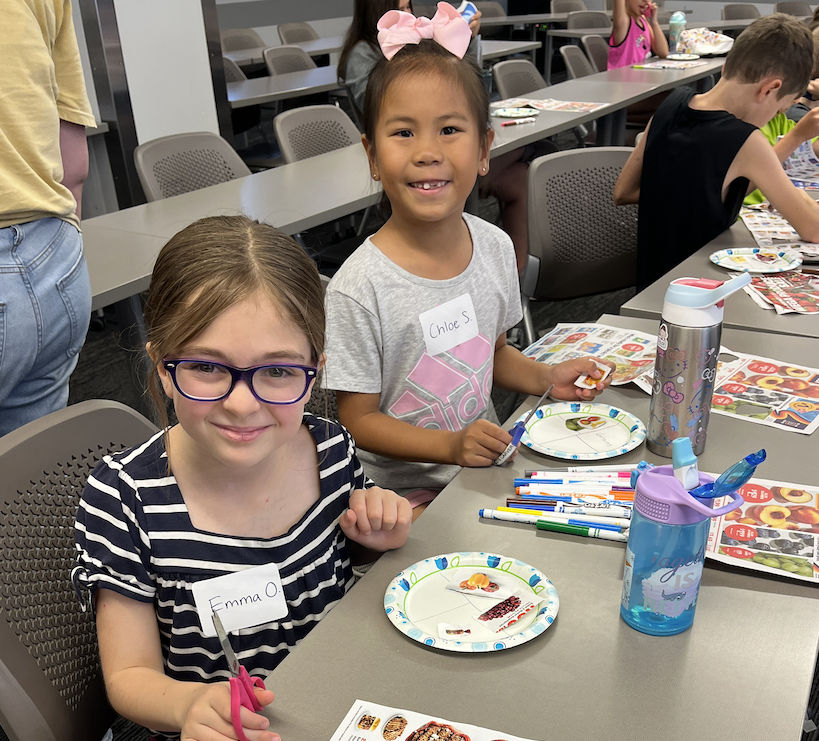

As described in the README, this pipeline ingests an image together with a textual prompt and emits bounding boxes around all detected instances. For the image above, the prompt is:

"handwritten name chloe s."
[429,311,471,339]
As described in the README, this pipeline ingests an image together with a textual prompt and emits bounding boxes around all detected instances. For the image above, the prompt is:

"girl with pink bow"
[325,4,614,515]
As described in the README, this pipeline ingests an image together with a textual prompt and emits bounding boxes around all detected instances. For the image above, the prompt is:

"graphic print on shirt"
[388,334,494,431]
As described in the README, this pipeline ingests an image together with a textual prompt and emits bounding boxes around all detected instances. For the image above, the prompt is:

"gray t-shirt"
[324,214,523,494]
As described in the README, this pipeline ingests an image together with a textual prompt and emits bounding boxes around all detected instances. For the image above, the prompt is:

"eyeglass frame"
[162,359,318,405]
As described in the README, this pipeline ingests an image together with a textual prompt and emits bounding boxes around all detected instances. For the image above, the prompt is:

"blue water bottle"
[668,11,687,54]
[620,459,752,636]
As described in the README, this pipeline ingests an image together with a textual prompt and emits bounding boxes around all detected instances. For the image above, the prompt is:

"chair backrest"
[277,22,320,44]
[134,132,251,202]
[222,56,247,84]
[263,45,317,76]
[721,3,761,19]
[581,34,609,73]
[527,147,638,299]
[560,45,596,79]
[492,59,548,98]
[0,400,158,741]
[475,1,507,17]
[552,0,588,11]
[274,105,361,163]
[774,0,811,14]
[220,28,265,52]
[567,10,611,29]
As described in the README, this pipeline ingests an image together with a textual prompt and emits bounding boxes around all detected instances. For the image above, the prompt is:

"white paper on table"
[330,700,538,741]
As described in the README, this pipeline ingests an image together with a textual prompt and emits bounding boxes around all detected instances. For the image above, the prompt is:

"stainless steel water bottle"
[647,274,751,457]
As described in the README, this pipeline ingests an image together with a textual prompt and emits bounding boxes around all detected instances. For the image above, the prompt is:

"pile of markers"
[479,463,647,544]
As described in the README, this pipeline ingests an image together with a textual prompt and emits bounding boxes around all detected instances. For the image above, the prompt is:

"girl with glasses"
[73,215,410,741]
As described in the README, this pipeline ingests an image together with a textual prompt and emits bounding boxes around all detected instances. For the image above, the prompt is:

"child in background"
[325,7,613,506]
[745,26,819,205]
[614,14,819,289]
[609,0,668,70]
[73,216,411,741]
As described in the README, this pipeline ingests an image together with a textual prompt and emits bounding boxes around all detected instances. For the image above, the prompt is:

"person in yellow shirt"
[0,0,96,435]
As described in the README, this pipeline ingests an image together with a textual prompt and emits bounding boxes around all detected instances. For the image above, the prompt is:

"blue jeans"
[0,218,91,436]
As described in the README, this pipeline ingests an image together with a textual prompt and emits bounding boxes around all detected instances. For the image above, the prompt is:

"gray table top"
[227,65,340,109]
[260,313,819,741]
[620,221,819,340]
[82,144,378,310]
[480,10,613,26]
[480,38,541,59]
[223,35,346,67]
[490,58,723,156]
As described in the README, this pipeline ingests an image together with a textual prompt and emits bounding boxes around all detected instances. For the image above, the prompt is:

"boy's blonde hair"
[723,13,813,99]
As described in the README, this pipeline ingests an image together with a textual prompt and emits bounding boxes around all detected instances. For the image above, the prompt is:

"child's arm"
[611,0,631,46]
[492,334,614,400]
[645,3,669,58]
[734,131,819,243]
[336,391,513,467]
[96,589,278,741]
[769,107,819,162]
[613,119,651,205]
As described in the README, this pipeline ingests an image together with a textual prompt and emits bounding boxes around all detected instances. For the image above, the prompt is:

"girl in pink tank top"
[608,0,669,70]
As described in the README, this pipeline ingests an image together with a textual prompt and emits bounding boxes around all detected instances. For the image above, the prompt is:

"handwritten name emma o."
[209,581,279,613]
[429,311,471,339]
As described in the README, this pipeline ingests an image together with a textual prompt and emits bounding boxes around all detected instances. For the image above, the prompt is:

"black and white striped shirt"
[74,415,361,740]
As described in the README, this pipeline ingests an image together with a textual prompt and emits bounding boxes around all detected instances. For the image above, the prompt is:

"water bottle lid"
[635,466,718,525]
[662,273,752,327]
[670,10,686,22]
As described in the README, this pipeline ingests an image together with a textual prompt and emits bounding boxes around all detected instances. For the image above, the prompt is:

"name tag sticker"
[192,562,288,637]
[419,294,479,357]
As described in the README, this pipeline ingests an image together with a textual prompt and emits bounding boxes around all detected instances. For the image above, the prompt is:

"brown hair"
[362,38,491,155]
[338,0,414,80]
[723,13,814,99]
[143,215,325,433]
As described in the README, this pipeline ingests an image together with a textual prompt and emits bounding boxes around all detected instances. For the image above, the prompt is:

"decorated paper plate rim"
[383,551,558,653]
[709,247,802,273]
[516,401,646,460]
[491,107,538,118]
[667,52,700,60]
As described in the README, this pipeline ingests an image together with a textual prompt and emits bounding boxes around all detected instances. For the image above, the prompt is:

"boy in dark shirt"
[614,14,819,289]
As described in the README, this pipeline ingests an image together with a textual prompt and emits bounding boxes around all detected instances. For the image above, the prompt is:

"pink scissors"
[212,611,266,741]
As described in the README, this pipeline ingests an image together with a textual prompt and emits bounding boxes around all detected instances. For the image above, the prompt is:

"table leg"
[596,114,612,146]
[544,31,553,85]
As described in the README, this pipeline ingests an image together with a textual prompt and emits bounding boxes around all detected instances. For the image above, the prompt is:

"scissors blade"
[519,384,553,430]
[212,611,241,677]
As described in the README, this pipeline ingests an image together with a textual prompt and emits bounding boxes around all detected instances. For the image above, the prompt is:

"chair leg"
[521,293,536,349]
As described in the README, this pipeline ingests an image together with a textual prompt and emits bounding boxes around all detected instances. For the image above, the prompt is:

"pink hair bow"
[377,2,471,61]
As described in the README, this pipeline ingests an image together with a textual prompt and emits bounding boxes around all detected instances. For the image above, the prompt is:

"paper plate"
[516,402,646,460]
[709,247,802,273]
[667,53,700,60]
[491,107,538,118]
[384,552,558,653]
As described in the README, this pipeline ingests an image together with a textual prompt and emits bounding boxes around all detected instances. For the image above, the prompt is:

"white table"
[226,65,339,108]
[256,312,819,741]
[620,221,819,340]
[480,38,541,62]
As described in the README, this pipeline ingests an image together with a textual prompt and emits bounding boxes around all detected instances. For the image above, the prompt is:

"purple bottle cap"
[635,466,721,525]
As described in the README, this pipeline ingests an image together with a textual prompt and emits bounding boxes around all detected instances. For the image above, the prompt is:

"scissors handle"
[229,669,266,741]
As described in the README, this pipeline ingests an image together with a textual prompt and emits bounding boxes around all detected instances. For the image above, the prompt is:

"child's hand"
[469,9,482,36]
[182,682,278,741]
[794,105,819,142]
[448,418,512,467]
[645,2,659,21]
[341,487,412,552]
[549,357,616,401]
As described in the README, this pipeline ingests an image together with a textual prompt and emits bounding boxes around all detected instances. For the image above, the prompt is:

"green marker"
[536,519,628,542]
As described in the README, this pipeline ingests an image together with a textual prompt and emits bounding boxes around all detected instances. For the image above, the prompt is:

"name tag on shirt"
[192,562,288,637]
[419,294,479,357]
